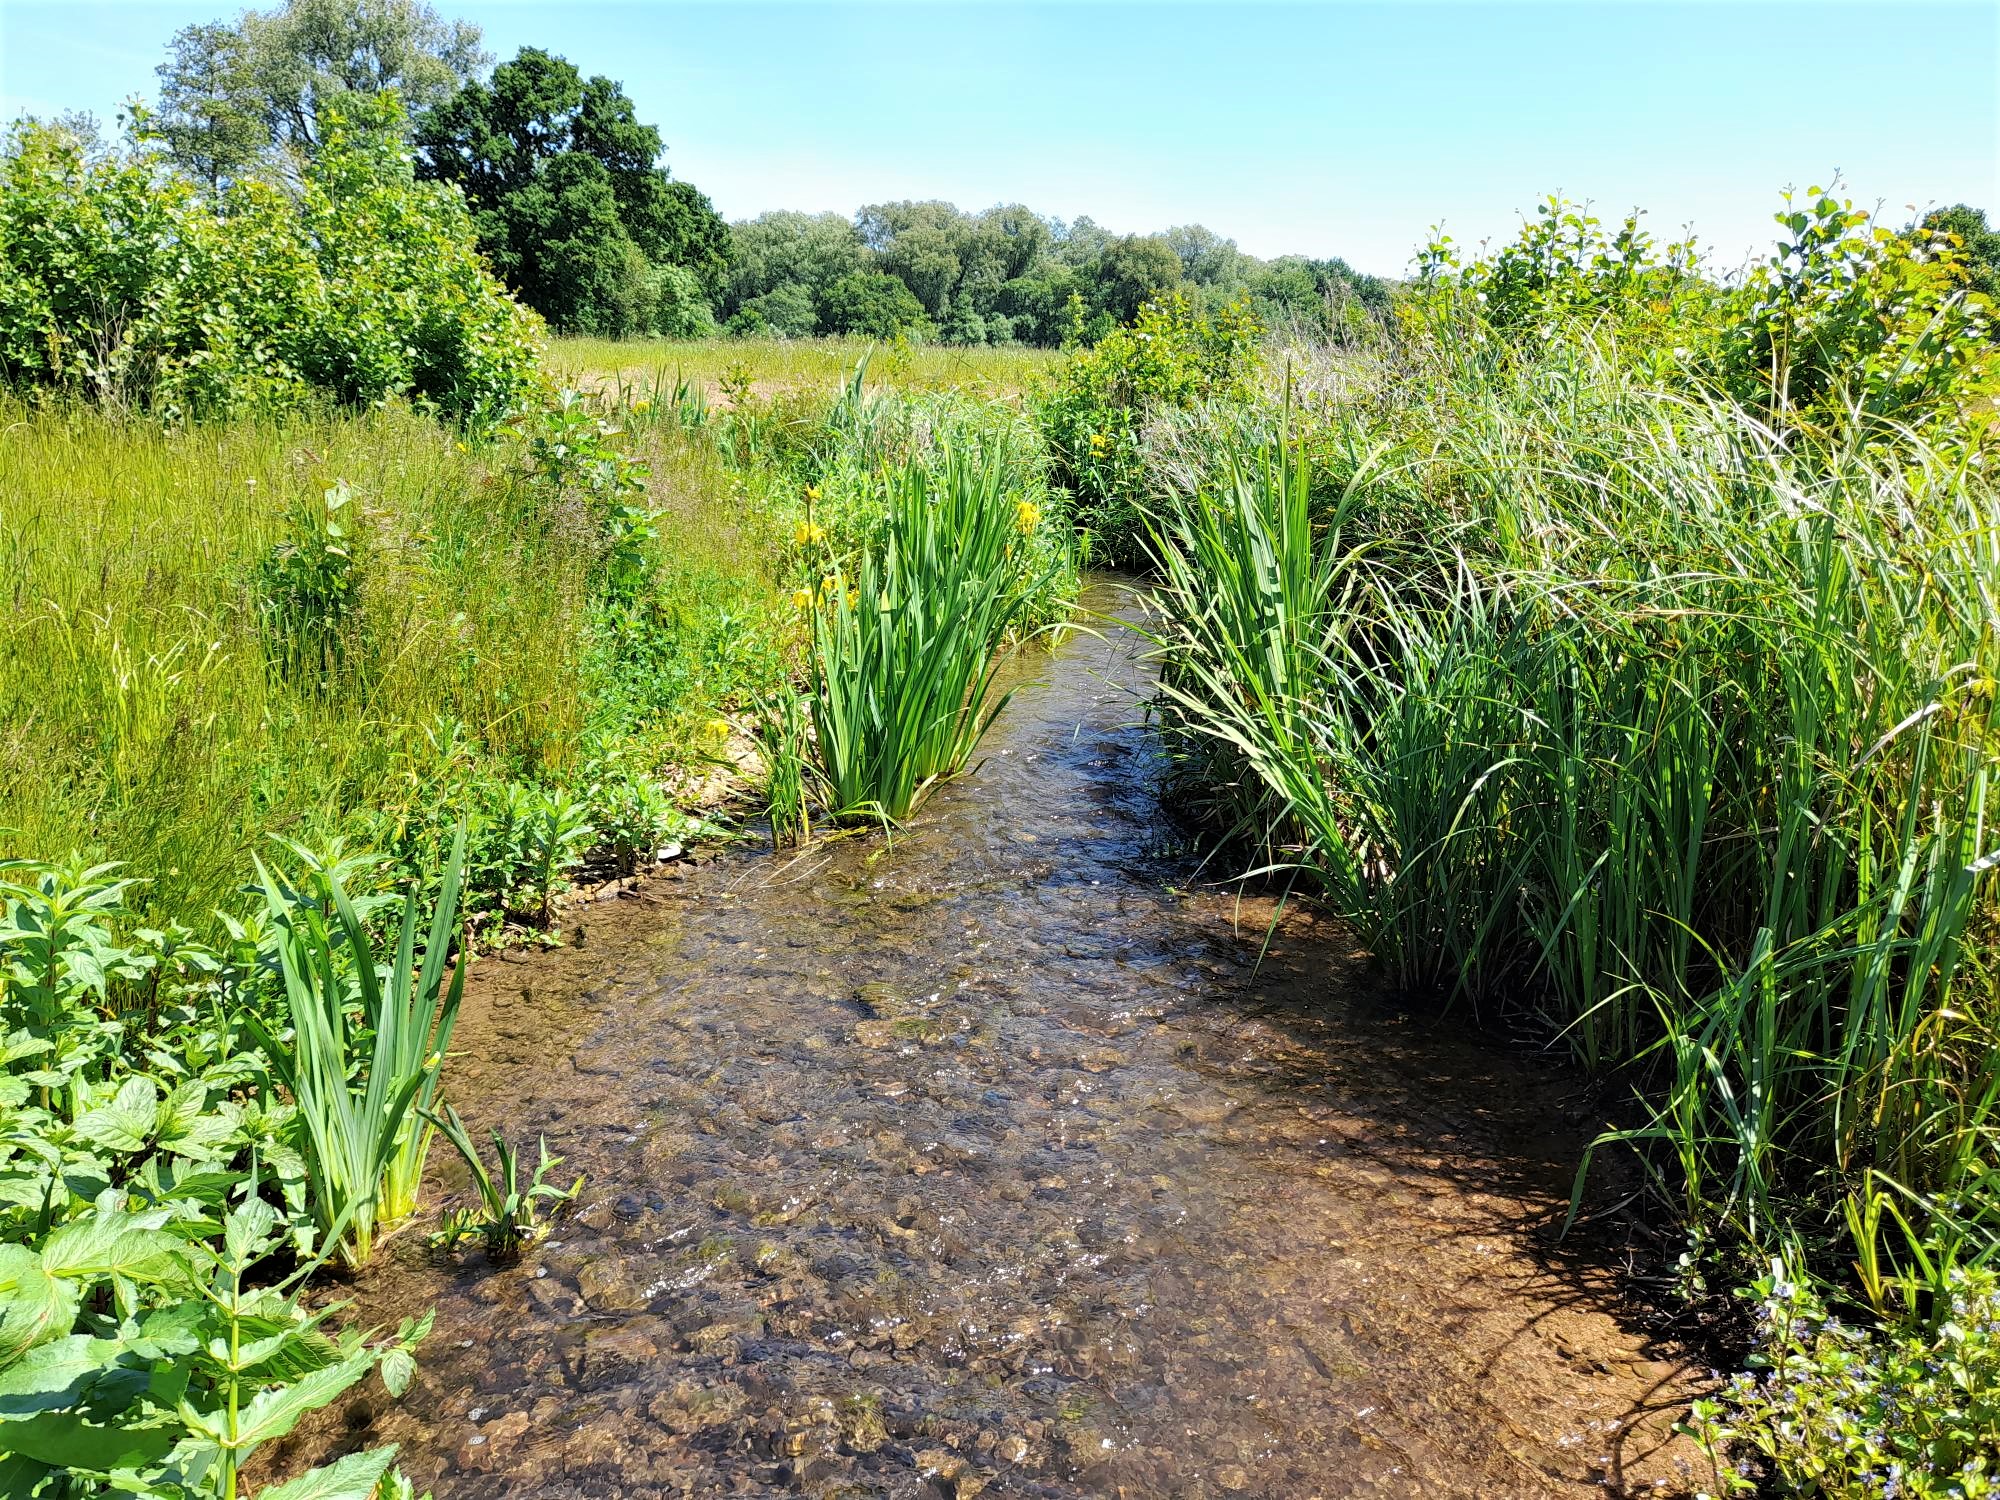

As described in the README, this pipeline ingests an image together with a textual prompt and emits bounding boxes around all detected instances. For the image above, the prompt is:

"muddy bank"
[279,579,1709,1498]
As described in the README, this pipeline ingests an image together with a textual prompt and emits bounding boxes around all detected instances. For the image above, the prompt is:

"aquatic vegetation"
[251,829,468,1267]
[805,443,1059,822]
[1130,188,2000,1498]
[752,691,817,846]
[426,1104,583,1262]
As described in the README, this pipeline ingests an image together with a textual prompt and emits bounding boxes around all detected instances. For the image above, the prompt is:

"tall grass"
[0,396,785,924]
[551,334,1058,402]
[1146,339,2000,1299]
[807,443,1059,822]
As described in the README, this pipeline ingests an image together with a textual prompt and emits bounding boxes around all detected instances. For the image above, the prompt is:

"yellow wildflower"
[1088,432,1109,456]
[704,717,731,741]
[790,587,812,610]
[1014,499,1041,535]
[804,484,822,503]
[793,519,826,546]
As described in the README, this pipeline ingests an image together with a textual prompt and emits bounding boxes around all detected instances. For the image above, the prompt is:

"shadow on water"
[276,577,1711,1499]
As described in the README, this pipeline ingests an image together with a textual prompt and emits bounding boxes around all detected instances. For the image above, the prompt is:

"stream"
[283,578,1707,1498]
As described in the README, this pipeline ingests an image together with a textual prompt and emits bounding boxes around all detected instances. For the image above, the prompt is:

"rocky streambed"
[277,579,1708,1498]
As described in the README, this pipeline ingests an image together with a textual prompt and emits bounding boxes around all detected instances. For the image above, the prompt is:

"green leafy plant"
[425,1104,581,1263]
[249,827,468,1267]
[0,95,541,421]
[0,1198,430,1499]
[751,691,816,847]
[1689,1263,2000,1499]
[1035,290,1264,562]
[257,480,362,685]
[805,443,1055,822]
[1721,184,1998,434]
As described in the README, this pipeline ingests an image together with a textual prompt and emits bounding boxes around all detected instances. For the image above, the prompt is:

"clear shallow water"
[281,579,1705,1498]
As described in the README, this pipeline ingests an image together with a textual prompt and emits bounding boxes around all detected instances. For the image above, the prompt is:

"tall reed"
[806,443,1056,822]
[1146,350,2000,1294]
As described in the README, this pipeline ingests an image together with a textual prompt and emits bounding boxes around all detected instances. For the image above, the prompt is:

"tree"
[729,281,818,338]
[414,47,726,333]
[858,200,969,318]
[725,210,867,317]
[819,270,926,338]
[152,23,267,189]
[1095,234,1183,322]
[153,0,487,181]
[1165,224,1242,286]
[1922,204,2000,302]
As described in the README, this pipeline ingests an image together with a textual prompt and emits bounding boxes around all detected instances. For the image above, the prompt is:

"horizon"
[3,0,1996,278]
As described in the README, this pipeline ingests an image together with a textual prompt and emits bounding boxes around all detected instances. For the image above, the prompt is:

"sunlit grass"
[550,334,1060,401]
[0,396,785,923]
[1143,335,2000,1300]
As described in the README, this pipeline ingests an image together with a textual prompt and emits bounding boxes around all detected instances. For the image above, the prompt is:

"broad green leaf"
[222,1199,279,1268]
[377,1345,415,1399]
[71,1103,156,1154]
[256,1443,399,1500]
[0,1334,127,1413]
[0,1251,80,1361]
[38,1214,181,1281]
[0,1407,176,1470]
[201,1347,372,1450]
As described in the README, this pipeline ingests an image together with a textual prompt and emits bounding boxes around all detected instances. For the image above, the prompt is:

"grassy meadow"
[552,333,1060,403]
[0,395,790,928]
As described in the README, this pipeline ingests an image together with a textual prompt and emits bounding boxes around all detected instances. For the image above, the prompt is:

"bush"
[1034,290,1263,561]
[0,97,542,422]
[1721,186,1998,434]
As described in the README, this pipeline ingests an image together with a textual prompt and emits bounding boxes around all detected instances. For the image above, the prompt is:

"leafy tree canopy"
[153,0,486,186]
[413,46,727,334]
[1922,203,2000,302]
[714,199,1390,348]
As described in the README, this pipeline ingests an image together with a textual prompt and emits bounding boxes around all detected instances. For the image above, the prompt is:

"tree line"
[137,0,1391,344]
[83,0,2000,347]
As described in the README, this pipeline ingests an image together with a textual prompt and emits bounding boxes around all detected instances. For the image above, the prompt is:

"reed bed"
[1144,335,2000,1305]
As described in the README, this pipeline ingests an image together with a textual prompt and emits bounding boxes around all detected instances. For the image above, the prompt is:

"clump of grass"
[752,691,816,846]
[806,442,1057,823]
[426,1103,582,1263]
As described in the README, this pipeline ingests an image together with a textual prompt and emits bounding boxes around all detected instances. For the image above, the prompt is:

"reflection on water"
[286,580,1704,1498]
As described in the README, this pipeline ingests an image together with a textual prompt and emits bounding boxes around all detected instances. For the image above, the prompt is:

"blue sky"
[3,1,1995,276]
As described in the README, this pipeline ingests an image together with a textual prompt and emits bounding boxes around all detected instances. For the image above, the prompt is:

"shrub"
[0,96,542,422]
[1721,186,1998,434]
[1034,290,1263,561]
